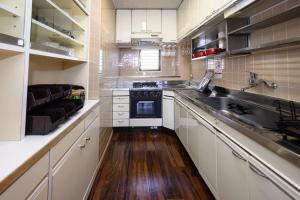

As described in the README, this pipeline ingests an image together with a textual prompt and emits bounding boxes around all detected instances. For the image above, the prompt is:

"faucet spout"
[241,72,278,92]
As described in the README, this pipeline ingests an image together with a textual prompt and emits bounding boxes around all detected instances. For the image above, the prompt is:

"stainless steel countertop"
[174,88,300,169]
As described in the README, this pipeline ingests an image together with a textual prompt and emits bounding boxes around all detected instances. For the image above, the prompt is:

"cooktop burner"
[132,82,159,89]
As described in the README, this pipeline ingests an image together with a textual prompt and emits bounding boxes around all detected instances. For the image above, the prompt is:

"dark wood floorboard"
[89,128,215,200]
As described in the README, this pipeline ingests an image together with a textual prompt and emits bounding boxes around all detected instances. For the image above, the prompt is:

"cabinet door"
[132,10,147,33]
[217,134,249,200]
[163,97,174,130]
[174,100,180,135]
[162,10,177,42]
[116,10,132,43]
[248,157,294,200]
[27,177,48,200]
[146,10,162,33]
[179,104,188,149]
[197,117,217,192]
[52,134,86,200]
[84,117,100,187]
[187,114,202,169]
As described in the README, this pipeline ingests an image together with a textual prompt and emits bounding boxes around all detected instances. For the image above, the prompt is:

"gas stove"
[132,82,161,90]
[130,82,162,127]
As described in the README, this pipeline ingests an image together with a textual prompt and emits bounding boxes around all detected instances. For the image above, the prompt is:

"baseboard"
[84,128,113,200]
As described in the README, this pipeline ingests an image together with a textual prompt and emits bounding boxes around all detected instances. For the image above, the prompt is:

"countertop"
[0,100,99,194]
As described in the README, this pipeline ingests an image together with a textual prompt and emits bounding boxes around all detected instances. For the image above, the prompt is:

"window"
[139,49,161,71]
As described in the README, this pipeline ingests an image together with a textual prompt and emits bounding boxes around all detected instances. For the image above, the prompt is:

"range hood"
[131,33,162,47]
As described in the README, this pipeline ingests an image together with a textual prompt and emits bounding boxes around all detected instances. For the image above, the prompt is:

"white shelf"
[32,19,85,47]
[0,2,21,17]
[53,0,89,16]
[33,0,85,31]
[0,42,25,54]
[30,48,86,62]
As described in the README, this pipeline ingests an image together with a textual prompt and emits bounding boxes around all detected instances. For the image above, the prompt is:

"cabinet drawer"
[113,104,129,112]
[113,112,129,119]
[51,120,85,168]
[26,176,48,200]
[85,106,99,129]
[113,119,129,127]
[113,96,129,104]
[113,90,129,96]
[163,90,175,97]
[0,153,49,200]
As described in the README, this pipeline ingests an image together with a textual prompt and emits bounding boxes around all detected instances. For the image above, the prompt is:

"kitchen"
[0,0,300,199]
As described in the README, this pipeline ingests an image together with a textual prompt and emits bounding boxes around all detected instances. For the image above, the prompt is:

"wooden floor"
[89,128,215,200]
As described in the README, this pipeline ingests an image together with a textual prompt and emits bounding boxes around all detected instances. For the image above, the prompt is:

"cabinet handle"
[232,150,247,162]
[85,137,91,141]
[79,144,86,149]
[249,163,269,180]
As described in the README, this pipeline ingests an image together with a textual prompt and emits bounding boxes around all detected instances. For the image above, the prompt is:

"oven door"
[130,91,162,118]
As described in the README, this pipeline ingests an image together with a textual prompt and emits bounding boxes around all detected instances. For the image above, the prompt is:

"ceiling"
[113,0,183,9]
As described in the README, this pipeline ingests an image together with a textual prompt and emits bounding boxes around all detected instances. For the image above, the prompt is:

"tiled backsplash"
[192,5,300,102]
[192,47,300,103]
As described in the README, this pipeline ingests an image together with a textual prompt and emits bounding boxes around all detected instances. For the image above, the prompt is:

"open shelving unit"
[191,21,227,61]
[31,0,89,59]
[0,0,91,141]
[0,0,25,46]
[0,2,22,17]
[227,0,300,55]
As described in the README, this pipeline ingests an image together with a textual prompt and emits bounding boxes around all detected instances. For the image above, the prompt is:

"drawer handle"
[232,150,247,162]
[85,137,91,141]
[249,163,269,180]
[118,113,125,115]
[118,105,124,108]
[79,144,86,149]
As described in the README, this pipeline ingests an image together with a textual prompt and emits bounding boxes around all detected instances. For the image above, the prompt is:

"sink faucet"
[241,72,278,92]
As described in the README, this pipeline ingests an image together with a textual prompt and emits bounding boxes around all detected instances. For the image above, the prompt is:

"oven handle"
[138,101,155,103]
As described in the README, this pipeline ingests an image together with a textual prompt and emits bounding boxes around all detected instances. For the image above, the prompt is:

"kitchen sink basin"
[196,96,281,130]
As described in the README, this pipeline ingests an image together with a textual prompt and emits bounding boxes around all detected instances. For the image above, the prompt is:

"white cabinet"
[113,90,129,127]
[0,153,49,200]
[163,96,174,130]
[162,10,177,42]
[132,10,147,33]
[217,133,249,200]
[27,177,49,200]
[187,113,202,166]
[52,118,99,200]
[52,133,87,200]
[132,10,162,33]
[116,10,132,43]
[178,104,188,149]
[194,115,217,193]
[146,10,162,33]
[248,157,294,200]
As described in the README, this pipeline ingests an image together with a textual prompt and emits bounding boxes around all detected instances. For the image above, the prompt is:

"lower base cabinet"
[52,117,100,200]
[188,112,217,194]
[27,177,49,200]
[217,133,249,200]
[174,98,299,200]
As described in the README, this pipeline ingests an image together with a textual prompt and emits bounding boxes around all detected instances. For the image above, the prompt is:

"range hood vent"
[131,33,162,47]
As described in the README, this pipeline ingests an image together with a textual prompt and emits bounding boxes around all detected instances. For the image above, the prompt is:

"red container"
[205,48,223,56]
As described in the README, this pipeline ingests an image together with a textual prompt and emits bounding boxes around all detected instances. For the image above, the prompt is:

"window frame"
[138,49,161,72]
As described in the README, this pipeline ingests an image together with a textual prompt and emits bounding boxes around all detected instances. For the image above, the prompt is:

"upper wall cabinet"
[131,10,162,33]
[116,10,131,43]
[178,0,234,40]
[146,10,162,33]
[162,10,177,43]
[132,10,147,33]
[116,9,177,43]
